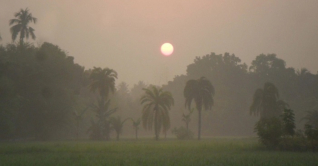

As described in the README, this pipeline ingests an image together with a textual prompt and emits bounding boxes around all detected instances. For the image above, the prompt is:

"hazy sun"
[161,43,174,56]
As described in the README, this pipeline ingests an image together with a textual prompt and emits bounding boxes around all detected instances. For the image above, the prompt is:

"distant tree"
[281,109,295,137]
[304,110,318,151]
[250,82,288,119]
[9,8,37,44]
[130,118,141,140]
[72,105,90,139]
[89,99,117,140]
[89,67,117,100]
[140,86,174,140]
[130,81,147,101]
[303,110,318,128]
[89,67,117,140]
[249,54,286,75]
[184,77,215,140]
[110,116,129,141]
[182,108,194,131]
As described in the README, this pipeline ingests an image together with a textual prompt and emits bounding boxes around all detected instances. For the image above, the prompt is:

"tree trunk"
[198,109,201,140]
[154,109,159,141]
[186,122,189,131]
[135,128,138,140]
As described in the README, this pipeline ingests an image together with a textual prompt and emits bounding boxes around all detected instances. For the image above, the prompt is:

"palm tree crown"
[250,82,288,119]
[9,8,37,43]
[184,77,215,140]
[140,85,174,140]
[90,67,117,99]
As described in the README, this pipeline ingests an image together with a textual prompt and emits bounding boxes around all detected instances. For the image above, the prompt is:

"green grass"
[0,138,317,166]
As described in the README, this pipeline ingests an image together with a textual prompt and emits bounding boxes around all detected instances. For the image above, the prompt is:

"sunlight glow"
[161,43,174,56]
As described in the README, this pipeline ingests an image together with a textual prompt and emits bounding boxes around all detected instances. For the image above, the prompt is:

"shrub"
[304,124,318,151]
[172,126,193,140]
[281,109,295,137]
[254,117,283,148]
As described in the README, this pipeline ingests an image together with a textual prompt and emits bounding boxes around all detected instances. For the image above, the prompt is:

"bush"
[172,127,193,140]
[304,124,318,151]
[254,117,283,148]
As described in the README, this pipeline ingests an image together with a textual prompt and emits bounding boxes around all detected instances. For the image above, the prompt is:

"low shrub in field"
[254,117,283,148]
[278,136,308,151]
[172,126,193,140]
[304,124,318,151]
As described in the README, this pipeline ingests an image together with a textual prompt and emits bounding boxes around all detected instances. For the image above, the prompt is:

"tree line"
[0,9,317,146]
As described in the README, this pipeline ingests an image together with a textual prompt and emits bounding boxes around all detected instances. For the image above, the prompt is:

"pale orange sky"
[1,0,318,86]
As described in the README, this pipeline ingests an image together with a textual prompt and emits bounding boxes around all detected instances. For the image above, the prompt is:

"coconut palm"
[90,67,117,100]
[110,116,129,141]
[250,82,288,119]
[140,86,174,140]
[9,8,37,44]
[184,77,215,140]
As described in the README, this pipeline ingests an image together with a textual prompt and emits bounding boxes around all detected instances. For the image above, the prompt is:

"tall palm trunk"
[198,109,201,140]
[154,109,159,141]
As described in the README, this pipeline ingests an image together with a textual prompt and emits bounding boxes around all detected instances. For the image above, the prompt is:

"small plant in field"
[172,126,193,140]
[254,117,283,148]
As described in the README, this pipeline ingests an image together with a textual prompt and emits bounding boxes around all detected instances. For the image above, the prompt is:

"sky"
[1,0,318,87]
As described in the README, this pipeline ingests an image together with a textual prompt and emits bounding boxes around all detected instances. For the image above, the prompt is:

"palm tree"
[140,86,174,140]
[184,77,215,140]
[250,82,288,119]
[89,68,117,140]
[9,8,37,44]
[110,116,129,141]
[130,118,141,140]
[89,99,117,140]
[90,67,117,100]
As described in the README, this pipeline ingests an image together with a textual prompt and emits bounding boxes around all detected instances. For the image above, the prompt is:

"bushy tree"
[254,117,283,148]
[281,109,295,137]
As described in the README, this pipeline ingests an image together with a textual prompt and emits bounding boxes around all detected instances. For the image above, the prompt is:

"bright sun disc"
[161,43,174,56]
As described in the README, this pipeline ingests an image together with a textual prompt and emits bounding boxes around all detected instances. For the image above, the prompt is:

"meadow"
[0,138,318,166]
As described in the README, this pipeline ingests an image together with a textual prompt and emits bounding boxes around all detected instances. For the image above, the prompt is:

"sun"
[161,43,174,56]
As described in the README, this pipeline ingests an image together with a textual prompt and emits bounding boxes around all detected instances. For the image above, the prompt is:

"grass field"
[0,138,318,166]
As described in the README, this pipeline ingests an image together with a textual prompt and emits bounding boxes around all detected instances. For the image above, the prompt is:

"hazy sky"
[1,0,318,87]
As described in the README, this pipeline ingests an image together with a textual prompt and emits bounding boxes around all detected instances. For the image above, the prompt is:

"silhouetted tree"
[130,118,141,140]
[250,82,288,119]
[90,67,117,100]
[281,109,295,137]
[182,108,194,131]
[110,116,129,141]
[184,77,215,140]
[9,8,37,44]
[140,86,174,140]
[89,67,117,140]
[89,99,117,140]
